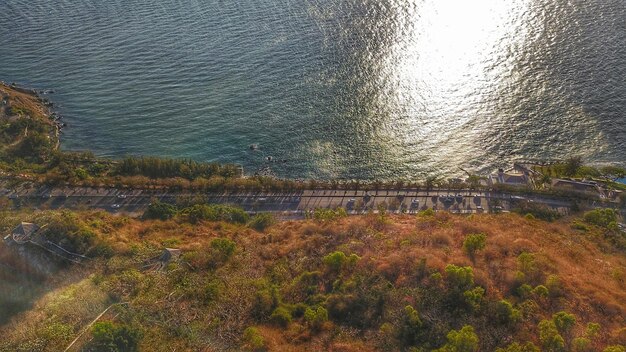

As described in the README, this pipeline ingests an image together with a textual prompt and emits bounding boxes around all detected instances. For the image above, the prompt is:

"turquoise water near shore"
[1,0,624,179]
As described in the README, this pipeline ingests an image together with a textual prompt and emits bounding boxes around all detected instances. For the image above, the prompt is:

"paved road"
[0,181,584,218]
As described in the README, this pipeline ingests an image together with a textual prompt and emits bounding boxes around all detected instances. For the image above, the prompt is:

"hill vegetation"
[0,208,624,351]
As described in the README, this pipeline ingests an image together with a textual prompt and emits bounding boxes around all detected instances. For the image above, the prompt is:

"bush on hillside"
[583,209,618,228]
[512,202,561,222]
[495,300,521,325]
[435,325,479,352]
[143,200,177,220]
[249,213,275,232]
[399,305,423,346]
[304,306,328,332]
[90,321,142,352]
[538,319,566,352]
[269,306,292,327]
[322,251,360,273]
[463,233,487,260]
[242,327,266,352]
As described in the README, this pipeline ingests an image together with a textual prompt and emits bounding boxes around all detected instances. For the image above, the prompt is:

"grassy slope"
[0,211,624,351]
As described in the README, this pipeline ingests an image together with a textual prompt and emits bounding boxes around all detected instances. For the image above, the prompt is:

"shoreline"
[0,81,624,211]
[0,81,64,151]
[2,81,625,183]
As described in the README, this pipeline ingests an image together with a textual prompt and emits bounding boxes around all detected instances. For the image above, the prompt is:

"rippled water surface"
[1,0,624,178]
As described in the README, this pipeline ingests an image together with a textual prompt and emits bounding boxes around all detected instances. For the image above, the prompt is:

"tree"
[463,287,485,312]
[538,319,566,352]
[399,305,423,345]
[571,337,592,352]
[304,306,328,331]
[445,265,475,294]
[435,325,479,352]
[463,233,487,261]
[322,251,360,273]
[564,157,583,177]
[495,300,521,325]
[552,311,576,334]
[517,252,537,278]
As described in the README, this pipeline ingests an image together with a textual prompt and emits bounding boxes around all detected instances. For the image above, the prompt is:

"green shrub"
[571,221,590,232]
[571,337,592,352]
[463,286,484,311]
[603,346,625,352]
[322,251,360,273]
[304,306,328,331]
[313,208,347,221]
[417,208,435,217]
[42,211,96,254]
[210,238,236,261]
[435,325,479,352]
[545,275,562,298]
[583,208,618,228]
[291,271,322,298]
[516,284,533,299]
[532,285,549,298]
[445,264,475,294]
[512,202,561,222]
[538,319,566,352]
[552,311,576,334]
[495,300,521,325]
[143,200,177,220]
[270,306,292,327]
[517,252,538,278]
[116,156,239,180]
[585,322,600,339]
[399,305,423,345]
[253,281,281,319]
[463,233,486,260]
[90,321,142,352]
[243,327,266,351]
[249,213,275,232]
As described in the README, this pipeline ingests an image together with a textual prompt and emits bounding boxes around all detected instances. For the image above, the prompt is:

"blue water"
[1,0,625,179]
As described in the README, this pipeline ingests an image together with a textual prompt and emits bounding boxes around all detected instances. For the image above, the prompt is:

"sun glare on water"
[378,0,532,169]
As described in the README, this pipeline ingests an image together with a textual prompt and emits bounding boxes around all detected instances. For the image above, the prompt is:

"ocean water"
[1,0,624,179]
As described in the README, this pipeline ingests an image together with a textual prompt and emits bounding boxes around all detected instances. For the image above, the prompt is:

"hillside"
[0,208,624,352]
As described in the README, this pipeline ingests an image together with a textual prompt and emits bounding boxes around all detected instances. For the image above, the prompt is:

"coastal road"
[0,181,584,218]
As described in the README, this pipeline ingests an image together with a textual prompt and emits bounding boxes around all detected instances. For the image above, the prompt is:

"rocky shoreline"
[0,81,65,150]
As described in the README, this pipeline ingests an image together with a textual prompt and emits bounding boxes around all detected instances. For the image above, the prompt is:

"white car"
[111,204,122,209]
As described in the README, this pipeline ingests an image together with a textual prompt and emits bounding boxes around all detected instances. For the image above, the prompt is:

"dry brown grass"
[2,210,625,351]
